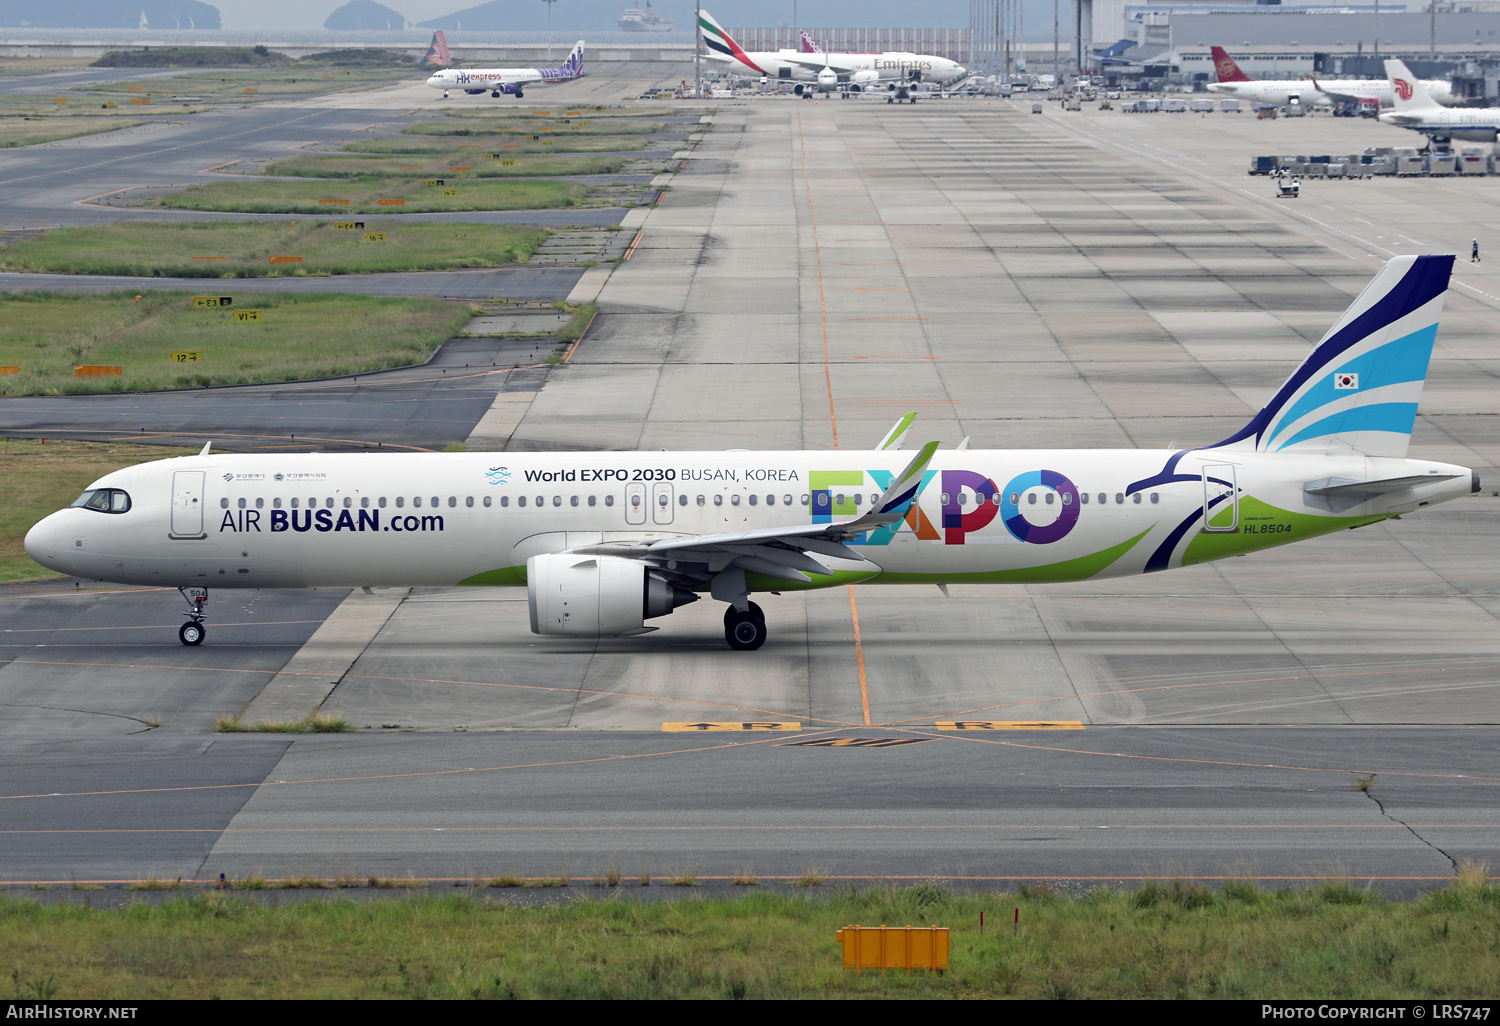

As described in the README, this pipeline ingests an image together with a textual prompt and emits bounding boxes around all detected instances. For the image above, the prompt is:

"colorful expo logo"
[941,469,1079,545]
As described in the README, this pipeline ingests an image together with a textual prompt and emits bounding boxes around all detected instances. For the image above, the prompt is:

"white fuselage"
[426,68,542,92]
[1379,105,1500,140]
[1208,78,1458,108]
[26,448,1469,591]
[716,49,966,85]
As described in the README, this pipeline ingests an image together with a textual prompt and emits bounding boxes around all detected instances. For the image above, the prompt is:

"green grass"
[83,68,412,104]
[146,177,589,214]
[344,134,648,156]
[263,152,629,180]
[0,290,472,396]
[0,880,1498,998]
[0,439,178,584]
[213,711,353,734]
[0,222,547,277]
[0,117,144,148]
[405,118,665,138]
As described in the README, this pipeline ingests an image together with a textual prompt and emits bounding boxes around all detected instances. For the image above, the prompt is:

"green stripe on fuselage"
[869,527,1151,585]
[1181,496,1387,566]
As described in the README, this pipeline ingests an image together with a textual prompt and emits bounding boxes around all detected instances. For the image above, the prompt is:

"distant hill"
[416,0,506,32]
[0,1,221,29]
[323,1,407,31]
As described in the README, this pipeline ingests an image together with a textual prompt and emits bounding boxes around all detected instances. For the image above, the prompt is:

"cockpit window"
[70,488,131,514]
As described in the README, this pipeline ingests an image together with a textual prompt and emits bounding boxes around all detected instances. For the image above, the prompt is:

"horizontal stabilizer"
[1304,472,1462,512]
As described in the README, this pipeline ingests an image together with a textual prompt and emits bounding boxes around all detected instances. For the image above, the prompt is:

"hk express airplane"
[1206,46,1458,109]
[698,10,965,101]
[424,40,585,99]
[25,256,1476,651]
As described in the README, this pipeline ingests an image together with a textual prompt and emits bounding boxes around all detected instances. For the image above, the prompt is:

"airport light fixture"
[542,0,558,60]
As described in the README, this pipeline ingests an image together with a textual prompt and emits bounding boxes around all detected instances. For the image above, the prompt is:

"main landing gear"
[178,586,207,646]
[724,602,767,651]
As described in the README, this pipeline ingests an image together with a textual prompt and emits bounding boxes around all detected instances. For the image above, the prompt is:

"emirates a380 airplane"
[26,257,1475,651]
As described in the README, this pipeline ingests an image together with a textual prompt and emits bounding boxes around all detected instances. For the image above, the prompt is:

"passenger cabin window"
[731,495,741,506]
[500,496,510,507]
[414,497,422,508]
[518,496,527,507]
[605,495,614,507]
[587,496,595,507]
[395,497,404,508]
[467,496,475,508]
[714,494,723,506]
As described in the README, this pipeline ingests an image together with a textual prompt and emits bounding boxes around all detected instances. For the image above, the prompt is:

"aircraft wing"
[572,441,940,584]
[776,54,861,74]
[1310,77,1359,103]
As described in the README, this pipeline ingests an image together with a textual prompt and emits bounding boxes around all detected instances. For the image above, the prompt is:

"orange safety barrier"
[837,925,948,975]
[448,166,471,171]
[75,366,123,379]
[378,199,405,206]
[0,366,20,375]
[318,198,349,204]
[268,256,302,264]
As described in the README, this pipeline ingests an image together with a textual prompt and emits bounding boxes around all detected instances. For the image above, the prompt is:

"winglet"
[875,411,917,451]
[839,440,940,533]
[199,440,212,457]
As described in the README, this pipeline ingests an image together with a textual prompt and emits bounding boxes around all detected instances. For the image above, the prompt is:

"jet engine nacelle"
[793,82,806,96]
[527,553,697,637]
[464,88,486,95]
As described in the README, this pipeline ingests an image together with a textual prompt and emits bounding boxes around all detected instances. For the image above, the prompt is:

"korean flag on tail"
[1334,372,1359,390]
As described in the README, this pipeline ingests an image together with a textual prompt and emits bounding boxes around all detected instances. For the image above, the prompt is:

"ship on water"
[618,3,675,31]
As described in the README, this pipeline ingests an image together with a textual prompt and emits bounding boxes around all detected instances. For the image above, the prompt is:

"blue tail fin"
[1208,254,1453,458]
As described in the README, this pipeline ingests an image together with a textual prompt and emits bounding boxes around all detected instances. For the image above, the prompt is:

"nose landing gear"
[178,586,207,646]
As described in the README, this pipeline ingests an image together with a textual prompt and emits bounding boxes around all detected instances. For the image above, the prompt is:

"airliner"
[1379,59,1500,142]
[24,256,1477,651]
[698,11,965,101]
[1207,46,1458,109]
[424,40,586,99]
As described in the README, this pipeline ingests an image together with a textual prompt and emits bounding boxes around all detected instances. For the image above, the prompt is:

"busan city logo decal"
[485,466,512,485]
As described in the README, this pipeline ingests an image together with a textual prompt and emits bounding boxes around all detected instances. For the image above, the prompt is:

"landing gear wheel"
[723,601,764,627]
[724,609,767,650]
[179,621,205,646]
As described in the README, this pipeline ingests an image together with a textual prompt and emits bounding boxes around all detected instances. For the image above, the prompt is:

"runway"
[2,89,1499,890]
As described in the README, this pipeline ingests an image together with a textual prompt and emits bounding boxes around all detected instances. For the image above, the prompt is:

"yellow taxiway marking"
[935,721,1086,731]
[662,721,801,732]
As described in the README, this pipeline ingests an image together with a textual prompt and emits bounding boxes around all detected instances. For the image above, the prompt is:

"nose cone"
[24,514,55,570]
[427,74,444,87]
[954,65,967,77]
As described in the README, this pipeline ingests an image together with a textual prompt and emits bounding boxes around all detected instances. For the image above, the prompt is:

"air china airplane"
[425,40,585,99]
[1206,45,1458,109]
[1379,59,1500,142]
[25,257,1476,652]
[698,10,965,101]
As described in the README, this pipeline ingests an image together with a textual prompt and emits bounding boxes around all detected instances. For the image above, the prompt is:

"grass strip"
[1,879,1498,998]
[404,118,665,137]
[344,134,648,156]
[263,153,628,180]
[0,221,547,277]
[0,439,177,584]
[145,177,588,214]
[0,290,471,396]
[0,117,144,148]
